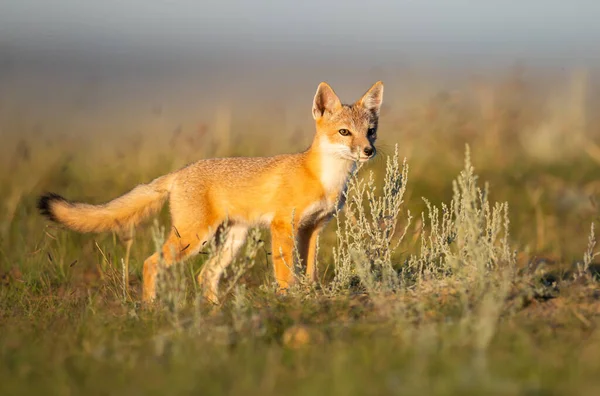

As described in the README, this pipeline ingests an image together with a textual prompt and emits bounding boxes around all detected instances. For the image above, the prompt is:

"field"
[1,66,600,395]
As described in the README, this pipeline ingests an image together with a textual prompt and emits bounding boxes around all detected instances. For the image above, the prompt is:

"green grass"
[1,69,600,395]
[2,283,599,395]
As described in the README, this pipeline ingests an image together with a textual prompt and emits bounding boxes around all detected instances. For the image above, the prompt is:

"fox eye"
[338,129,351,136]
[367,128,376,137]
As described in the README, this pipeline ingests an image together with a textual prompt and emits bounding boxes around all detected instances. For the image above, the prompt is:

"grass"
[1,67,600,395]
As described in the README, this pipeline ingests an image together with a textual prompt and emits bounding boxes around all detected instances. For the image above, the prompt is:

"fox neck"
[307,136,357,201]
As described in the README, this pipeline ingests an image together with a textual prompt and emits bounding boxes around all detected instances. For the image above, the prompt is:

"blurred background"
[1,0,600,263]
[2,0,599,122]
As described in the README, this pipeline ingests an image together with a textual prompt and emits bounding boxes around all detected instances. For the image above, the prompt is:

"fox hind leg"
[197,224,248,305]
[142,226,212,303]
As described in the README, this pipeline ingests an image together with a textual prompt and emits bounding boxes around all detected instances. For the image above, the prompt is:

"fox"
[37,81,384,303]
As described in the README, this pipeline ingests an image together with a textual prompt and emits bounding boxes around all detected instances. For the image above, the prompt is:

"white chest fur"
[318,141,356,201]
[300,149,356,227]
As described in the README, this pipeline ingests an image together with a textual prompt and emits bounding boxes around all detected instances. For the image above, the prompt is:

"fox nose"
[363,147,374,157]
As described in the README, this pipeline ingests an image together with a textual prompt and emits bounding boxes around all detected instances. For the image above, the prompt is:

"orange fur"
[38,81,384,303]
[39,173,175,234]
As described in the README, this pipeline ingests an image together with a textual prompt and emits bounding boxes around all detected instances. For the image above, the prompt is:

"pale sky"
[1,0,599,57]
[1,1,599,121]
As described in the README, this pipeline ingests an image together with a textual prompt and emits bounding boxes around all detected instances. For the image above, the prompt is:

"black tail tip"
[37,193,66,222]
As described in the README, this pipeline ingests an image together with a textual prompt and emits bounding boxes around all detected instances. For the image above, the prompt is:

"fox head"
[312,81,383,163]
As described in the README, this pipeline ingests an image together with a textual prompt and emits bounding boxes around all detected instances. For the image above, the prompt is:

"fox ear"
[312,82,342,120]
[357,81,384,115]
